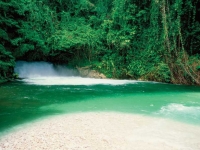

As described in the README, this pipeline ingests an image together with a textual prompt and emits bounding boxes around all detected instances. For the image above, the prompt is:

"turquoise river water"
[0,61,200,134]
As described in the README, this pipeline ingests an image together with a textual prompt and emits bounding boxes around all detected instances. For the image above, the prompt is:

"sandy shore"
[0,112,200,150]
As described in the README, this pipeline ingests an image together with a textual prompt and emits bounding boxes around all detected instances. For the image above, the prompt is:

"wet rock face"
[76,67,106,79]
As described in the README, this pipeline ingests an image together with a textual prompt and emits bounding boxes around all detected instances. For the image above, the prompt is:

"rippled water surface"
[0,77,200,132]
[0,61,200,133]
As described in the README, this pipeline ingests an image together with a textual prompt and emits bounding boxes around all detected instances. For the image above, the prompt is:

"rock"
[76,66,106,79]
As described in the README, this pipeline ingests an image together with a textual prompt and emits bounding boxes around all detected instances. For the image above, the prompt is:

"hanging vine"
[0,0,199,84]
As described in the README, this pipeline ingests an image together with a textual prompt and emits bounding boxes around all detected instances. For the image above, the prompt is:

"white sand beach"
[0,112,200,150]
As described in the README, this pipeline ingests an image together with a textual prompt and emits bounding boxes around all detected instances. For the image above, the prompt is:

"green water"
[0,79,200,133]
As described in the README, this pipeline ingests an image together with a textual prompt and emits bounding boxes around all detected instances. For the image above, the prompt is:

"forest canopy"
[0,0,200,84]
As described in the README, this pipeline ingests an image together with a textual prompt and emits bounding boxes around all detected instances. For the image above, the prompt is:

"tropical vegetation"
[0,0,200,84]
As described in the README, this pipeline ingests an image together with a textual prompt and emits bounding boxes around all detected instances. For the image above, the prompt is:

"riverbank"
[0,112,200,150]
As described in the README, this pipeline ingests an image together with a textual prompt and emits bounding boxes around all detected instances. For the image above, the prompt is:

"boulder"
[76,66,106,79]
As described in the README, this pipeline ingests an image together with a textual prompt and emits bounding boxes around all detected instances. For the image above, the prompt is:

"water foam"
[160,103,200,114]
[158,103,200,123]
[14,61,78,78]
[21,77,138,85]
[15,61,139,85]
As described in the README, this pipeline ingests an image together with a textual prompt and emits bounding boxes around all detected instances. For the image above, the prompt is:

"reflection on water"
[0,77,200,133]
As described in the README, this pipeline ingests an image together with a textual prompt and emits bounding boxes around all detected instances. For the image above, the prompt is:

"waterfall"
[14,61,78,78]
[14,61,138,85]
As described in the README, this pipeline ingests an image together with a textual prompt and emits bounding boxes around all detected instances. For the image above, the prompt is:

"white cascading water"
[14,61,138,85]
[14,61,78,77]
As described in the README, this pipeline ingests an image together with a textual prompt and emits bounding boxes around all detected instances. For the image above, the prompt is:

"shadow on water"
[0,80,200,133]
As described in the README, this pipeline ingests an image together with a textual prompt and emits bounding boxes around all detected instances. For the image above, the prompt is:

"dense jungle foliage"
[0,0,200,84]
